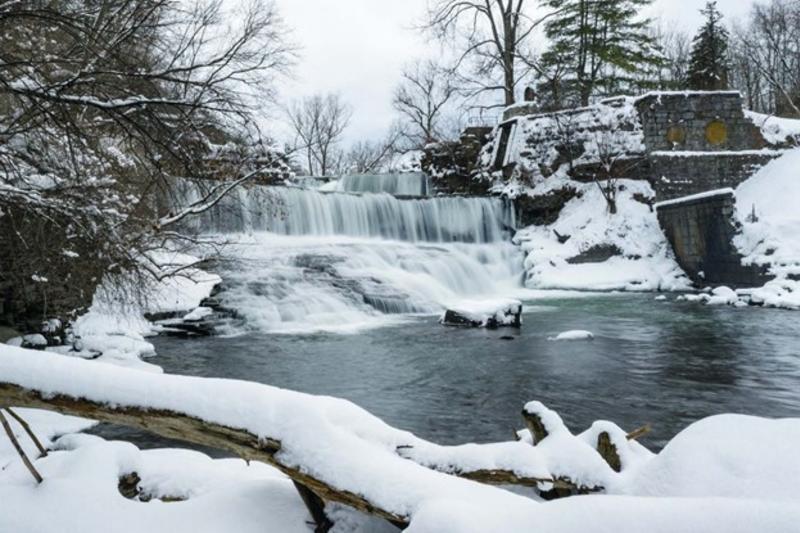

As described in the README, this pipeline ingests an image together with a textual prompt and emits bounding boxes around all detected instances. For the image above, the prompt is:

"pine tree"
[687,2,730,91]
[539,0,662,107]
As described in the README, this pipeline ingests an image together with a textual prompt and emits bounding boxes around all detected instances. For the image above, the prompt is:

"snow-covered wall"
[488,91,795,201]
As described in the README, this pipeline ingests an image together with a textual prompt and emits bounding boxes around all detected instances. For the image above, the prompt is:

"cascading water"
[175,176,525,333]
[323,173,431,197]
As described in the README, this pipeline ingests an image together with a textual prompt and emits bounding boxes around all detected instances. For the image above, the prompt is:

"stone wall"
[488,91,786,203]
[635,92,766,153]
[644,152,779,200]
[656,190,771,288]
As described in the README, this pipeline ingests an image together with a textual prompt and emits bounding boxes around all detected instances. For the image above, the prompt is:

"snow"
[745,110,800,146]
[497,97,646,184]
[8,252,223,373]
[735,149,800,267]
[182,307,214,322]
[514,179,690,292]
[2,346,800,532]
[441,298,522,327]
[549,330,595,341]
[732,149,800,310]
[654,188,734,209]
[0,409,96,471]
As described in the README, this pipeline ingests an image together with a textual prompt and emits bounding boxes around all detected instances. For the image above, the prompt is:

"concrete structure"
[656,190,771,288]
[494,91,788,202]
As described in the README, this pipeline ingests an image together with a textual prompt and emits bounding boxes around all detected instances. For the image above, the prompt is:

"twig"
[0,410,44,484]
[4,408,49,457]
[626,425,652,441]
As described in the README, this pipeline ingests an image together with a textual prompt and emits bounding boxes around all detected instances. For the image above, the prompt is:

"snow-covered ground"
[733,149,800,310]
[1,346,799,532]
[30,251,222,372]
[513,179,690,292]
[745,111,800,146]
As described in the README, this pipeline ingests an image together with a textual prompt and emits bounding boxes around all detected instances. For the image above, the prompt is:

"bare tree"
[393,60,458,148]
[0,0,294,329]
[652,25,692,90]
[733,0,800,117]
[287,93,352,176]
[425,0,552,108]
[344,127,403,175]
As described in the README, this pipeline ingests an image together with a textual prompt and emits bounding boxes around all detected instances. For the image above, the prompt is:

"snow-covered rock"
[549,330,595,342]
[440,298,522,328]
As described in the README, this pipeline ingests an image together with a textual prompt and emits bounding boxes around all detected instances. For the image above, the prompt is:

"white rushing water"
[323,173,431,197]
[176,177,525,333]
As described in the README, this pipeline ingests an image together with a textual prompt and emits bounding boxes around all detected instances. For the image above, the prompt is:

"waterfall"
[178,183,515,244]
[172,179,524,334]
[326,173,431,197]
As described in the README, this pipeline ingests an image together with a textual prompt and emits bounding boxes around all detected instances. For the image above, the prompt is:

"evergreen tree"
[539,0,662,107]
[687,2,730,91]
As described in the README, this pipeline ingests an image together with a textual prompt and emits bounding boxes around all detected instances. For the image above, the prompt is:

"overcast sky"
[275,0,756,144]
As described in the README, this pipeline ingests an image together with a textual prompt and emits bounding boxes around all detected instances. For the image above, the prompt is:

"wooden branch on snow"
[626,425,652,442]
[4,408,48,458]
[0,409,44,484]
[0,383,408,527]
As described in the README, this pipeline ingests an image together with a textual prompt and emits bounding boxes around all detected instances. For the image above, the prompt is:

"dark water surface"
[94,294,800,451]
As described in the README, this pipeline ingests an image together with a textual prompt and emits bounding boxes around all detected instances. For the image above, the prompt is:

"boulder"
[441,299,523,329]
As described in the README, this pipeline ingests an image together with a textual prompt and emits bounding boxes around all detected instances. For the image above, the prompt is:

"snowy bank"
[2,346,800,532]
[514,179,690,292]
[733,149,800,310]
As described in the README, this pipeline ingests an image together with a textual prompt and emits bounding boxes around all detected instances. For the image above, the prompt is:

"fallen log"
[0,382,407,526]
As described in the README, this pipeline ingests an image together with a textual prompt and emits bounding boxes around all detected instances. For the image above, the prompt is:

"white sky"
[274,0,756,144]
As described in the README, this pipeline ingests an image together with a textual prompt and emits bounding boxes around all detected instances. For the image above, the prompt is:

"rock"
[0,326,22,344]
[567,244,623,265]
[441,299,523,329]
[7,333,49,349]
[514,188,580,227]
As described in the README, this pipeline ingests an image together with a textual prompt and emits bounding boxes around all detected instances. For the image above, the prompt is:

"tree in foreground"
[687,2,730,91]
[539,0,662,107]
[0,0,294,329]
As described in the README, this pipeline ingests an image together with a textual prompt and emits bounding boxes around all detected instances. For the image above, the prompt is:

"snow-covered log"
[0,347,594,527]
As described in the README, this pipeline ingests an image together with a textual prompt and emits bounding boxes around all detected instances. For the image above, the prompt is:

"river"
[91,175,800,452]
